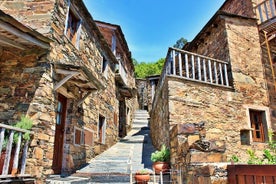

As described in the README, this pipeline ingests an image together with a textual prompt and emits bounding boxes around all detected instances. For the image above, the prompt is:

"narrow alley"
[47,110,156,183]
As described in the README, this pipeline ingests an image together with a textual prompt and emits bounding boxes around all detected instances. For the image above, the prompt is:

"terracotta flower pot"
[152,161,170,174]
[134,173,150,184]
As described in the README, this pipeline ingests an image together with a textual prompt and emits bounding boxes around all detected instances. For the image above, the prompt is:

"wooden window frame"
[64,3,82,49]
[250,110,266,142]
[101,55,108,78]
[98,115,106,144]
[111,34,116,55]
[74,126,84,146]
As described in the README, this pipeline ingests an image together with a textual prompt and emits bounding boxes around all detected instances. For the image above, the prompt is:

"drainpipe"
[264,30,276,90]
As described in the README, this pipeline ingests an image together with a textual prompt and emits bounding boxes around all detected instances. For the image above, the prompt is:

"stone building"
[146,75,160,113]
[136,75,159,112]
[94,21,137,137]
[136,79,148,110]
[0,0,137,182]
[150,0,275,183]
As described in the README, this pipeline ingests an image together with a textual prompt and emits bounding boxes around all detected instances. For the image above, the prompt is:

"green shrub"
[231,129,276,165]
[151,144,170,162]
[14,116,33,141]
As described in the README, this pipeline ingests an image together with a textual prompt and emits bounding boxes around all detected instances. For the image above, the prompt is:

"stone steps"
[47,110,156,184]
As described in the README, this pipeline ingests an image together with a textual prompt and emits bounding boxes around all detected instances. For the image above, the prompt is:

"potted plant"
[151,144,170,174]
[134,168,151,184]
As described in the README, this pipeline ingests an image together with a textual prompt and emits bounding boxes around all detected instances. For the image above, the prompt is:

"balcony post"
[178,52,182,77]
[185,54,189,78]
[3,130,15,175]
[0,128,5,154]
[172,49,176,75]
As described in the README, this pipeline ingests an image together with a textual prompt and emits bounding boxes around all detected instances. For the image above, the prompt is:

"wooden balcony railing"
[163,47,231,88]
[152,48,232,110]
[255,0,276,24]
[0,123,33,179]
[115,56,128,86]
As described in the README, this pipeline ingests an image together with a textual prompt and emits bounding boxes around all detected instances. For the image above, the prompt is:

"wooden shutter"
[84,129,93,146]
[74,127,82,145]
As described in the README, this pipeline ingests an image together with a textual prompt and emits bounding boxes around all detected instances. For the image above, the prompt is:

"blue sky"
[83,0,225,63]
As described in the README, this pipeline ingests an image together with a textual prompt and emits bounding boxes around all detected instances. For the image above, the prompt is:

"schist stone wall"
[150,0,271,183]
[259,34,276,130]
[0,0,127,182]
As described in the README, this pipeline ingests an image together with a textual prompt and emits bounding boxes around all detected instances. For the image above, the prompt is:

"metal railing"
[0,123,33,177]
[255,0,276,24]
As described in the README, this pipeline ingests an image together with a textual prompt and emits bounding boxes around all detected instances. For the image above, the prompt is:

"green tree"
[173,37,188,49]
[133,58,165,78]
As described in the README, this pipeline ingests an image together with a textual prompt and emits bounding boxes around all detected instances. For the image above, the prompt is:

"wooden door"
[53,94,67,174]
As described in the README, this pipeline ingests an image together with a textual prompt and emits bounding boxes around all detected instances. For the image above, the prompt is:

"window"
[65,7,81,48]
[101,56,108,78]
[74,126,84,146]
[249,110,267,142]
[74,127,94,146]
[111,34,116,55]
[98,115,106,144]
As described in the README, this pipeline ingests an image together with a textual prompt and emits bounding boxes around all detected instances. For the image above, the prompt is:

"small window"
[102,56,108,78]
[102,56,108,72]
[249,110,267,142]
[65,8,81,48]
[111,34,116,55]
[98,115,106,144]
[240,130,250,145]
[74,127,84,145]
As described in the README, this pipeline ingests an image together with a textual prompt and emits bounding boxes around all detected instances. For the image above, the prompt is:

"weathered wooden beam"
[54,71,80,90]
[261,33,276,45]
[192,55,195,79]
[0,20,49,49]
[203,59,207,82]
[3,130,14,175]
[178,52,182,77]
[0,124,33,134]
[185,54,189,78]
[0,36,26,50]
[224,64,229,86]
[214,62,218,84]
[219,63,224,85]
[20,140,29,175]
[172,50,176,75]
[197,56,201,80]
[0,128,5,155]
[12,132,22,176]
[77,91,93,106]
[208,60,213,83]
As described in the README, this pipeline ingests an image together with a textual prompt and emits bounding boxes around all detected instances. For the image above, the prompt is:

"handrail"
[254,0,276,24]
[0,124,34,135]
[0,123,33,178]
